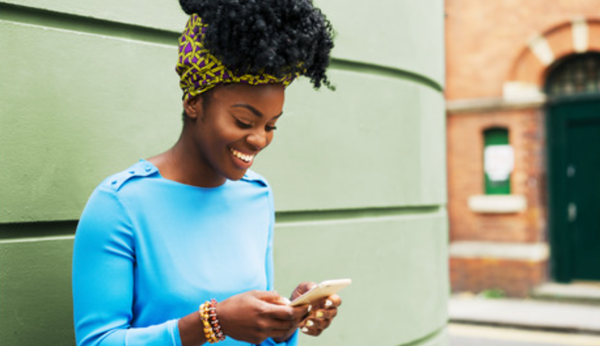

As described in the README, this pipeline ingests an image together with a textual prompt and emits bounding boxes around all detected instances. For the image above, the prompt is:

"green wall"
[0,1,447,345]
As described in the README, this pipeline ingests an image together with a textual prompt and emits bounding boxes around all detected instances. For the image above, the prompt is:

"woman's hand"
[291,282,342,337]
[217,290,306,344]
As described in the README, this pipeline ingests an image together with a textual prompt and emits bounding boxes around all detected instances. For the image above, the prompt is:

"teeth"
[230,148,254,163]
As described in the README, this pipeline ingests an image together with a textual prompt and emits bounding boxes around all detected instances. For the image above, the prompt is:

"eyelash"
[235,119,252,129]
[235,119,277,132]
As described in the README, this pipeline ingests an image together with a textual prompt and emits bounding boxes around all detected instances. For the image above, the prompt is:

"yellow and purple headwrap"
[176,14,300,101]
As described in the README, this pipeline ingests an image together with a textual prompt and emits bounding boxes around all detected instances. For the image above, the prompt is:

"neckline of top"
[138,159,231,190]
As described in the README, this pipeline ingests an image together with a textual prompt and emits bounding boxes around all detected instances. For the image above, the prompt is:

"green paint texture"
[0,0,447,345]
[274,212,448,346]
[0,237,75,346]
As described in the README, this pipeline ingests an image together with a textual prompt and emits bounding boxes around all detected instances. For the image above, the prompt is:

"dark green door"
[548,97,600,282]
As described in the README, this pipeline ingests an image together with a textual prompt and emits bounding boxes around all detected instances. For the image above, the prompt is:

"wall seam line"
[331,58,443,92]
[0,235,75,244]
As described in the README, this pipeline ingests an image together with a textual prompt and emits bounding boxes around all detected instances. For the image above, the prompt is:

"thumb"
[256,291,290,305]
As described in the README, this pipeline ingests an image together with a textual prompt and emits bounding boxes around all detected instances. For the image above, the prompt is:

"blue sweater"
[72,160,298,346]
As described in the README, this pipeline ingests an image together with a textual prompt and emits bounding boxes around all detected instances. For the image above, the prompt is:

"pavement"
[449,294,600,335]
[448,323,600,346]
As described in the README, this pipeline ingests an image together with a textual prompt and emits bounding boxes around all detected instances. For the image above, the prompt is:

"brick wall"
[450,258,548,297]
[447,108,547,243]
[445,0,600,99]
[445,0,600,296]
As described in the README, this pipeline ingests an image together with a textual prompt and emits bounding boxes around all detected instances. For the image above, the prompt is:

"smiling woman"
[166,83,286,187]
[71,1,338,346]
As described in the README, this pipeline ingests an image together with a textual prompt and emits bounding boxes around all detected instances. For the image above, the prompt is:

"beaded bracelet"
[199,299,226,343]
[199,302,217,343]
[208,299,226,341]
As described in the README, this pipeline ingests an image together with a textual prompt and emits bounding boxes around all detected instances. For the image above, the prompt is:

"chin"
[227,170,248,181]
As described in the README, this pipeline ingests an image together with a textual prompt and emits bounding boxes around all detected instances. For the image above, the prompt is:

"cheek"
[212,118,240,143]
[266,132,275,146]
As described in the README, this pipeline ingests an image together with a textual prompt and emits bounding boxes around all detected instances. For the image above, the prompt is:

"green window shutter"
[484,128,511,195]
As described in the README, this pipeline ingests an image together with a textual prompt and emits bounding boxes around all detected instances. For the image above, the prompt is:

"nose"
[246,128,271,151]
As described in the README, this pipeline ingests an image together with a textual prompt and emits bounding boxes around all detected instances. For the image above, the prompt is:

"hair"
[179,0,335,90]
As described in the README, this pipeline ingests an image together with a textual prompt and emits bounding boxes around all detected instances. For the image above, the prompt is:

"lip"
[229,147,255,170]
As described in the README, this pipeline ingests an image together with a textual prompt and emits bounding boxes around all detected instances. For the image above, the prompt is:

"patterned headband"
[176,14,300,101]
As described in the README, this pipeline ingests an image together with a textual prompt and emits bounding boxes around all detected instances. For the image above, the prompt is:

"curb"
[449,297,600,336]
[449,318,600,336]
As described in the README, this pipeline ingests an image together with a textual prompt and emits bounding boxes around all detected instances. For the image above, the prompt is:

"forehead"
[211,83,285,115]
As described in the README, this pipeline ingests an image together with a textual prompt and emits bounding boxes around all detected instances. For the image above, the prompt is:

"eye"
[235,119,252,129]
[265,125,277,132]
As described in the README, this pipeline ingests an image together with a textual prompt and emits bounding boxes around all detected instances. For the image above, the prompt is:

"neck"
[148,124,226,188]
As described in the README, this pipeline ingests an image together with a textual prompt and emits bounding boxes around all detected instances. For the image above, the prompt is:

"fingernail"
[325,300,333,308]
[316,311,324,318]
[307,305,312,312]
[306,320,314,327]
[282,297,291,305]
[301,327,309,333]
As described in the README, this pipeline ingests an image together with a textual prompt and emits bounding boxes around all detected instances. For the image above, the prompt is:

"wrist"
[199,299,226,344]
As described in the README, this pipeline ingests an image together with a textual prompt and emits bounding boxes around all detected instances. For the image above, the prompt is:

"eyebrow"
[232,104,283,119]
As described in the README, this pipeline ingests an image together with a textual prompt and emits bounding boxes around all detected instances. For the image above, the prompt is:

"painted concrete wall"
[0,1,447,345]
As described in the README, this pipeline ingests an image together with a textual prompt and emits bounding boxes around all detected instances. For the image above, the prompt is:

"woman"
[72,1,339,346]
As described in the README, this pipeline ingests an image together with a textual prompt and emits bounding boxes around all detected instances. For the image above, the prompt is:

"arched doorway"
[546,52,600,282]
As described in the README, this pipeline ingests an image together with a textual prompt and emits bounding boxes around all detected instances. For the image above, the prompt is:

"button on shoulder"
[103,161,158,191]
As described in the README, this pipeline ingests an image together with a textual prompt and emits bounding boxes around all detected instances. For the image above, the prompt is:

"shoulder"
[240,169,270,189]
[98,160,159,193]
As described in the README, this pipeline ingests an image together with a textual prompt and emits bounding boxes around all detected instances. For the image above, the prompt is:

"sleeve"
[262,186,299,346]
[264,185,276,293]
[72,187,182,346]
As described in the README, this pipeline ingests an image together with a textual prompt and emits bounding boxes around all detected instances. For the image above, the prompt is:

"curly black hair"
[179,0,335,90]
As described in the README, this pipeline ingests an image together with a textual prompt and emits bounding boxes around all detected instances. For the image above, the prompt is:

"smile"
[230,148,254,163]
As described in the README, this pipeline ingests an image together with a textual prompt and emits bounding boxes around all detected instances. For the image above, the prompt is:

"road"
[449,323,600,346]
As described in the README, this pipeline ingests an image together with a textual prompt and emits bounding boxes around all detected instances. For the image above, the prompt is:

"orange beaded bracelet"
[199,299,226,343]
[199,302,217,343]
[208,299,226,342]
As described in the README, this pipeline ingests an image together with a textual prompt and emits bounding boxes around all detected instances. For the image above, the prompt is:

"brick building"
[446,0,600,297]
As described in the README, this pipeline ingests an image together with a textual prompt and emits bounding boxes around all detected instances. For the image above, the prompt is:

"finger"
[326,294,342,308]
[290,305,309,322]
[300,309,337,327]
[276,296,292,306]
[311,308,337,320]
[262,307,307,336]
[304,315,332,330]
[254,290,286,304]
[262,303,298,322]
[291,282,317,301]
[314,294,342,309]
[297,303,312,321]
[263,316,299,332]
[301,318,326,329]
[257,291,296,307]
[300,325,322,337]
[280,305,309,326]
[301,282,317,291]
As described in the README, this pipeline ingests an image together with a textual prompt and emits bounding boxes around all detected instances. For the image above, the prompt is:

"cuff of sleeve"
[125,319,182,346]
[172,319,183,346]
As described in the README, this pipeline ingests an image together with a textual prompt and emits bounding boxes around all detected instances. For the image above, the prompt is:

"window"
[483,128,512,195]
[545,52,600,97]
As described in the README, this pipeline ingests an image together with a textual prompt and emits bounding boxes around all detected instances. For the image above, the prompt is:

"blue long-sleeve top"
[72,160,298,346]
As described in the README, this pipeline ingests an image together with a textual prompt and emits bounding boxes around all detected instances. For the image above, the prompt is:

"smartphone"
[289,279,352,307]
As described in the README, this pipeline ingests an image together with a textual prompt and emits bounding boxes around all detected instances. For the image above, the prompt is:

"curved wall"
[0,1,447,345]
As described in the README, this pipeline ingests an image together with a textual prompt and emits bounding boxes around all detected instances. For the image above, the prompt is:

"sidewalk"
[449,294,600,335]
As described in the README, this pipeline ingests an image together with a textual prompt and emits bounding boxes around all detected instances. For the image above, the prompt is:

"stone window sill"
[468,195,527,213]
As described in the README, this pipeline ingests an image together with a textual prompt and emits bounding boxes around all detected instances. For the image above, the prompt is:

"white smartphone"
[289,279,352,307]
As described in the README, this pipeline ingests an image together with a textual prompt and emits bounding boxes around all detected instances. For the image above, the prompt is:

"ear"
[183,95,203,120]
